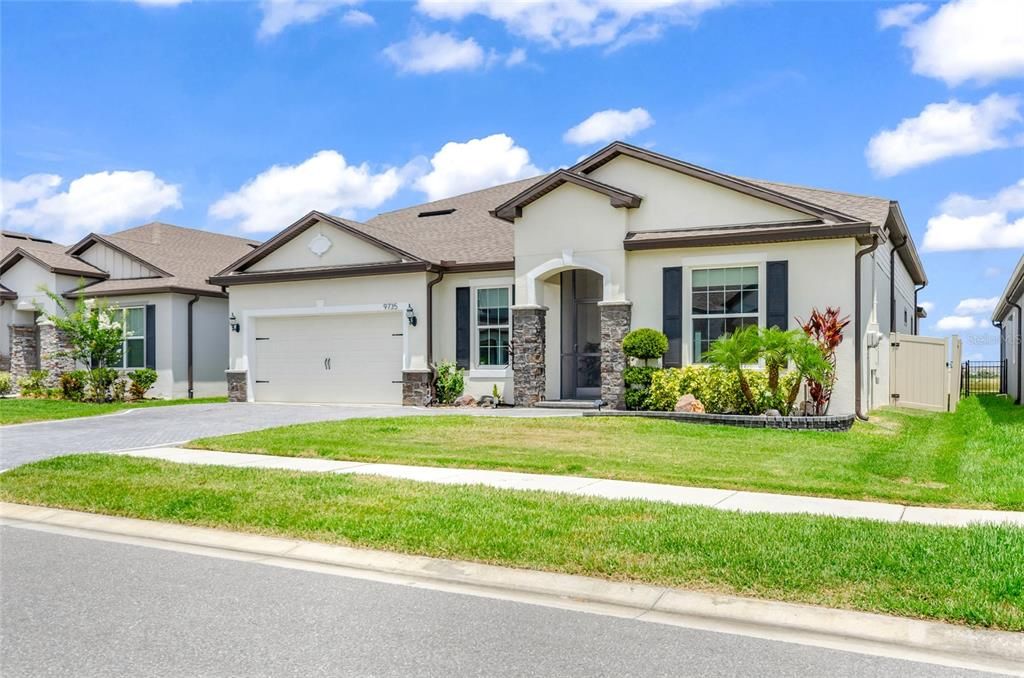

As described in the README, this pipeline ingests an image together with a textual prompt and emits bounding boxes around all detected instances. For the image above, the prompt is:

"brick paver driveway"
[0,402,577,470]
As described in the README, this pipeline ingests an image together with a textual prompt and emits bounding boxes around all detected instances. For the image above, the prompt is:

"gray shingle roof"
[73,222,259,296]
[1,231,107,278]
[742,178,893,229]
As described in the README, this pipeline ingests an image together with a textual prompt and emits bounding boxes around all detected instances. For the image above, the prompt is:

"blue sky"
[2,0,1022,358]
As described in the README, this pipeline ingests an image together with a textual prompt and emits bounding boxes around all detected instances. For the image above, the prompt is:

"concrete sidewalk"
[113,447,1024,528]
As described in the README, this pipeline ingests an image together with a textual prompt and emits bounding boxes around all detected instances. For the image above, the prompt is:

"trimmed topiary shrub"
[622,328,669,361]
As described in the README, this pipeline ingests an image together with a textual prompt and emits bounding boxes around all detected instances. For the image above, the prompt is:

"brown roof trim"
[209,260,430,286]
[0,247,109,279]
[440,261,515,273]
[572,141,860,224]
[216,211,425,276]
[66,233,172,277]
[0,284,16,300]
[65,284,227,299]
[624,222,879,251]
[885,202,928,286]
[492,170,642,222]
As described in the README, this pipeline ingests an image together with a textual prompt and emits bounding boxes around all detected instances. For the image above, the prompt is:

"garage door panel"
[252,313,403,404]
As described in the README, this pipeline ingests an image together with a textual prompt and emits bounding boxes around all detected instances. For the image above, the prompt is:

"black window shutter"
[455,287,470,369]
[145,304,156,370]
[765,261,788,330]
[662,267,682,367]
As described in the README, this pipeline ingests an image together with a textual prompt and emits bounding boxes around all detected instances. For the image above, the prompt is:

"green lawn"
[1,454,1020,630]
[0,397,228,425]
[190,395,1024,510]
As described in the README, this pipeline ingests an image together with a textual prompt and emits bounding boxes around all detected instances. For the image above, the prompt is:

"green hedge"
[648,366,800,414]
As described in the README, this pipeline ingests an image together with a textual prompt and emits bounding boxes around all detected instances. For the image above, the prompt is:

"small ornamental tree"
[621,328,669,409]
[797,307,850,415]
[38,285,125,368]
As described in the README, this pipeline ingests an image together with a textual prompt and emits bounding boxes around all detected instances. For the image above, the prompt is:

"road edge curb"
[2,501,1021,675]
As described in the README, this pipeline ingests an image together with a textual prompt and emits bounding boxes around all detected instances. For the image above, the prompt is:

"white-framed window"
[114,306,146,369]
[690,265,761,363]
[474,286,510,368]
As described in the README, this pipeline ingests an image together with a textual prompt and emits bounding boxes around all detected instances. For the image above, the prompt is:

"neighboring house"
[993,255,1023,405]
[1,224,258,398]
[211,142,927,415]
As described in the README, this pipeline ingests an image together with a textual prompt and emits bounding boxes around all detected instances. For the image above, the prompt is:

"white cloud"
[209,150,403,232]
[888,0,1024,86]
[414,134,542,201]
[954,297,999,315]
[415,0,729,50]
[341,9,375,26]
[919,301,935,314]
[564,107,655,146]
[134,0,191,6]
[258,0,359,38]
[984,266,1002,278]
[935,315,977,331]
[506,47,527,66]
[877,3,928,29]
[383,31,485,74]
[923,178,1024,251]
[1,171,181,243]
[865,94,1022,176]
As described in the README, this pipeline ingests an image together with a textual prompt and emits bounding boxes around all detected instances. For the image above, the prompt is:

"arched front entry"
[559,269,603,399]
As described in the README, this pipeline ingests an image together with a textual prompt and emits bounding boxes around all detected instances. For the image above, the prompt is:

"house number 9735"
[382,303,399,311]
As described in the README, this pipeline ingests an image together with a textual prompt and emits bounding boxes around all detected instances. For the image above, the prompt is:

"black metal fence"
[961,360,1007,396]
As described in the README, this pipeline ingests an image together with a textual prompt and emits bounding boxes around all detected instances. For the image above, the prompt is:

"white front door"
[252,313,403,404]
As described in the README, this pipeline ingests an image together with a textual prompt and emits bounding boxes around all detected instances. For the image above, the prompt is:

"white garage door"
[252,313,404,404]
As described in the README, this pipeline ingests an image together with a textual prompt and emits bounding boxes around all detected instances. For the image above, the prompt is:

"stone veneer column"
[38,320,75,387]
[512,305,547,407]
[9,324,39,380]
[599,301,632,410]
[402,369,432,406]
[225,369,248,402]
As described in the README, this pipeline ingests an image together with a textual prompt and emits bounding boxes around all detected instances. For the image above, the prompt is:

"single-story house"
[1,223,258,398]
[993,255,1023,404]
[210,141,927,416]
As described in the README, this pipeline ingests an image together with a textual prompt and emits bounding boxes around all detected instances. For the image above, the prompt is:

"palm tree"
[786,335,834,413]
[705,324,761,410]
[759,326,799,392]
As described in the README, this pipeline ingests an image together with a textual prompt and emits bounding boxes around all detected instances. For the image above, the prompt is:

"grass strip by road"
[0,397,228,425]
[2,454,1022,631]
[189,395,1024,511]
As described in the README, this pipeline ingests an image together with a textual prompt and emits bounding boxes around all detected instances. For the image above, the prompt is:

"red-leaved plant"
[797,307,850,415]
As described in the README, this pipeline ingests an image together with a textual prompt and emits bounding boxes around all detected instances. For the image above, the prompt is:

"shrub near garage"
[128,368,158,400]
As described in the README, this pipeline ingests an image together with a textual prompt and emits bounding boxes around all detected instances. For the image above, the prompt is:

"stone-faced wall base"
[9,324,39,380]
[402,369,432,406]
[38,321,75,387]
[512,305,547,407]
[226,370,248,402]
[599,301,631,410]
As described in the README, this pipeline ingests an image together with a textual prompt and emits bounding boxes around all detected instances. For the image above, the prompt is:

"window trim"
[471,284,512,373]
[684,261,766,365]
[115,306,147,370]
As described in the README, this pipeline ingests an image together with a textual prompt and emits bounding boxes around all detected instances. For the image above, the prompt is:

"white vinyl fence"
[889,333,961,412]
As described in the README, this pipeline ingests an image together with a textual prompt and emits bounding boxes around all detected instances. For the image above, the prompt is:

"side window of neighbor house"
[691,266,759,363]
[119,307,146,369]
[476,287,510,367]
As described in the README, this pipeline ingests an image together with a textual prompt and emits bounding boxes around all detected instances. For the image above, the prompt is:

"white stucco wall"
[247,222,400,272]
[514,183,629,306]
[1,258,58,323]
[227,273,429,394]
[587,154,811,231]
[627,239,859,415]
[431,270,515,402]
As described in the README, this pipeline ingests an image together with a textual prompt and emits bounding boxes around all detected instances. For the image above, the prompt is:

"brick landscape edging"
[583,410,856,431]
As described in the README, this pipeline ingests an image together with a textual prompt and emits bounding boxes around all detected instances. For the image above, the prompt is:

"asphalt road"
[0,526,996,678]
[0,402,576,469]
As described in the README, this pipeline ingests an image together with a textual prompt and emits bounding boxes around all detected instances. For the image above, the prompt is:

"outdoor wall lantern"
[229,313,240,333]
[406,304,418,327]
